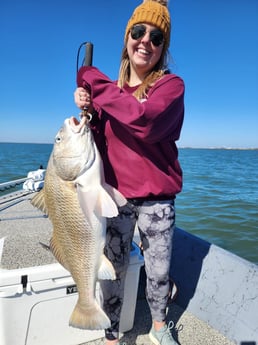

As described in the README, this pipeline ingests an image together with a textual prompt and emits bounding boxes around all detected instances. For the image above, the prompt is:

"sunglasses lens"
[131,25,146,40]
[150,30,164,46]
[130,25,164,47]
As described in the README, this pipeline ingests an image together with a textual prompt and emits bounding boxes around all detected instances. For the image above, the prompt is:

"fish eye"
[55,135,62,143]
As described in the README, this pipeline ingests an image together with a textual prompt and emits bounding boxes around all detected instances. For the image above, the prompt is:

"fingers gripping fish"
[31,116,127,330]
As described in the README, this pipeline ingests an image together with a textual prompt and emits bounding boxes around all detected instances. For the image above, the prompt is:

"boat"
[0,173,257,345]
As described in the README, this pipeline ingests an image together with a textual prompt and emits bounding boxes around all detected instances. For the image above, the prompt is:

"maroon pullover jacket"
[77,66,185,200]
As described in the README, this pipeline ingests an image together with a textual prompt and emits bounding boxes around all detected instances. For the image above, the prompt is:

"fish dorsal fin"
[31,189,48,215]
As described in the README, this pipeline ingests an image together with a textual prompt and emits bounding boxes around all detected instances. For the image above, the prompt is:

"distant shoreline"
[178,146,258,150]
[0,142,53,145]
[0,142,257,150]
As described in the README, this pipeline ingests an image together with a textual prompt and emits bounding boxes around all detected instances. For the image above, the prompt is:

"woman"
[74,1,184,344]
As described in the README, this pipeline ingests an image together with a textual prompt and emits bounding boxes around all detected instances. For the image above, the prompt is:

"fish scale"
[31,116,127,330]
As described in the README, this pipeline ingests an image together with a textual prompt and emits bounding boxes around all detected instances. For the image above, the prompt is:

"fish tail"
[69,301,111,330]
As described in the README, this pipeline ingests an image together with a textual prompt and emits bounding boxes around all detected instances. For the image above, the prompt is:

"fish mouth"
[69,116,88,133]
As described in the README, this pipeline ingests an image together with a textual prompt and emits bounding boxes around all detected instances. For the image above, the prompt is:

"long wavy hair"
[117,42,170,100]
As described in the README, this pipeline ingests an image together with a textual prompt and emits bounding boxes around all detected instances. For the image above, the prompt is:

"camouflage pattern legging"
[100,199,175,341]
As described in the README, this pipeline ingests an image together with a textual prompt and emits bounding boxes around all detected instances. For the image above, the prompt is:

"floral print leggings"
[100,199,175,341]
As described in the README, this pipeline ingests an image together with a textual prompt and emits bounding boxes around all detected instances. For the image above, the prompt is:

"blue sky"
[1,0,257,148]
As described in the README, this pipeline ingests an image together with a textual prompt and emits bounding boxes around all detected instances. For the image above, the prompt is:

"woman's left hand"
[74,87,91,109]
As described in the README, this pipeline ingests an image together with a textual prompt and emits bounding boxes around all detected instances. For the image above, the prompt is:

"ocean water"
[0,143,257,265]
[0,143,53,182]
[176,148,258,265]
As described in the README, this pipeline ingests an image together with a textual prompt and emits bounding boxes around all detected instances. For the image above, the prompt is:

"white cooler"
[0,242,144,345]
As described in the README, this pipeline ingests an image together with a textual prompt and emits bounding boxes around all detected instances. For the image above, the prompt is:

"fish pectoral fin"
[97,186,122,218]
[30,189,48,215]
[98,255,116,280]
[77,185,121,219]
[103,183,127,208]
[77,186,99,220]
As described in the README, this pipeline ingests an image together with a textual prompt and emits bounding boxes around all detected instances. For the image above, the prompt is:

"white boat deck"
[84,303,235,345]
[0,191,237,345]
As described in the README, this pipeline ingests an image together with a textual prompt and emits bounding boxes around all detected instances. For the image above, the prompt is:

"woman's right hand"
[74,87,91,109]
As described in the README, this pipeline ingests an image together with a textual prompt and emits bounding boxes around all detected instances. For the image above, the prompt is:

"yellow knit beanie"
[124,0,171,49]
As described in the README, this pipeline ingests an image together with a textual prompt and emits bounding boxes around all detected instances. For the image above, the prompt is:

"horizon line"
[0,141,257,150]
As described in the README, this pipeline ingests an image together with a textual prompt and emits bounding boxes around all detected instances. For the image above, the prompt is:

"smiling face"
[126,23,164,81]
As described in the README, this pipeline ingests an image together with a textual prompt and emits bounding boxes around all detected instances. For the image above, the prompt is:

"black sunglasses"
[130,24,164,47]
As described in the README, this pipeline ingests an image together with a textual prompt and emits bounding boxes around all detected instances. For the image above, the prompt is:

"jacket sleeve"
[77,66,185,144]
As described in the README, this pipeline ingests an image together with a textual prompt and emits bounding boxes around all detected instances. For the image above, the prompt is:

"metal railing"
[0,178,28,192]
